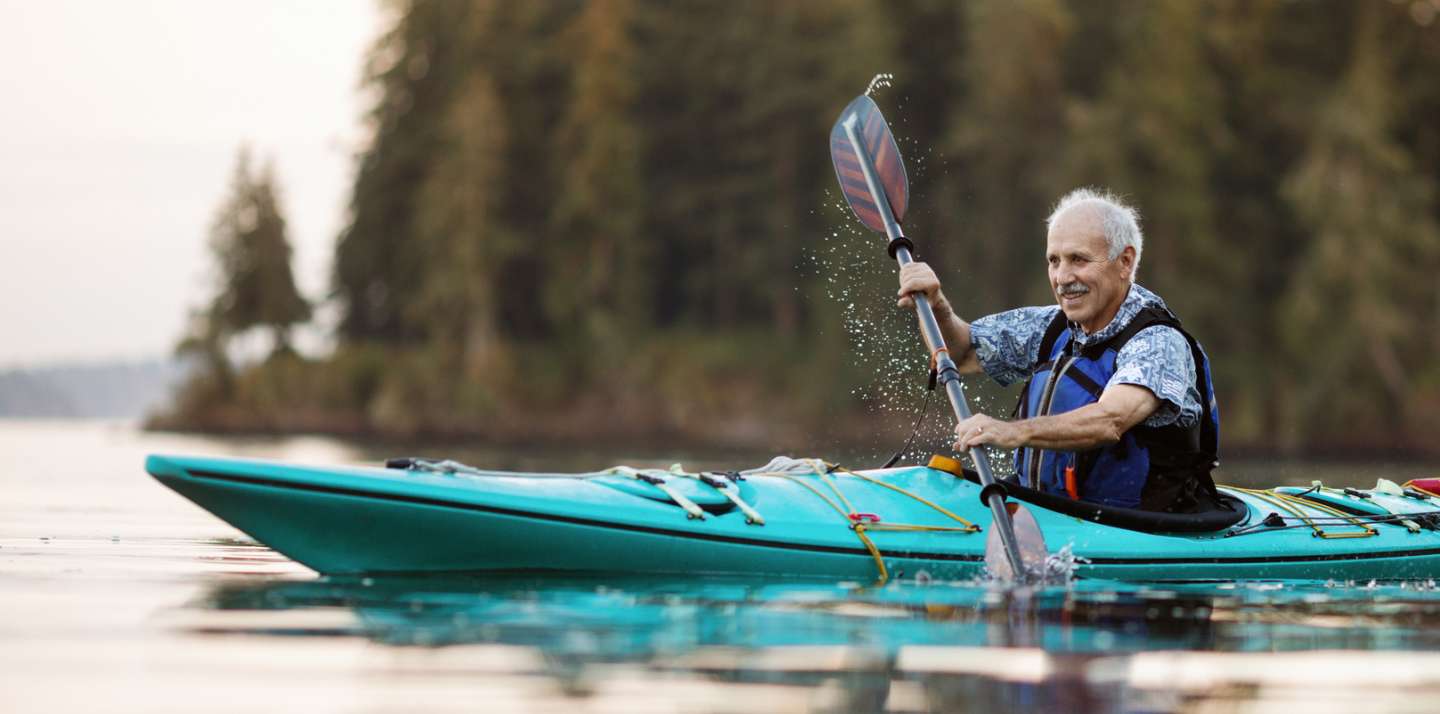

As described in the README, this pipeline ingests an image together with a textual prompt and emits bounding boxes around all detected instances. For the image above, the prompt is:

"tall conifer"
[207,147,312,354]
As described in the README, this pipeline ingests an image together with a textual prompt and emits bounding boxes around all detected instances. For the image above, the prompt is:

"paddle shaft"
[840,116,1027,578]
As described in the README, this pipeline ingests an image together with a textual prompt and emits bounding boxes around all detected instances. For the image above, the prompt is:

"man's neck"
[1077,283,1133,335]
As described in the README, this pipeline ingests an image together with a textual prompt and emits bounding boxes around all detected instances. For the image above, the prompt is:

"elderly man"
[897,188,1218,513]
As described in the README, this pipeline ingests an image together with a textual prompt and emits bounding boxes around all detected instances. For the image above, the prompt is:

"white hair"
[1046,188,1143,273]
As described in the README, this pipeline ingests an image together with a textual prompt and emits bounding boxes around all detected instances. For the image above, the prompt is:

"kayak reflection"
[184,576,1440,712]
[196,574,1224,655]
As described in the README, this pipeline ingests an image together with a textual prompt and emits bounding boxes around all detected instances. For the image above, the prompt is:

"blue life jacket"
[1013,306,1220,512]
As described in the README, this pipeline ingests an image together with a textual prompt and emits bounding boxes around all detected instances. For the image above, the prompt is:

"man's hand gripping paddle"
[828,95,1047,582]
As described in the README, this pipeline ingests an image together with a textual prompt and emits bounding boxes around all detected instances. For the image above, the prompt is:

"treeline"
[156,0,1440,458]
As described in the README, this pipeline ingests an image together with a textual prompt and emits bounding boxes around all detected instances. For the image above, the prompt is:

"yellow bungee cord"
[748,459,980,582]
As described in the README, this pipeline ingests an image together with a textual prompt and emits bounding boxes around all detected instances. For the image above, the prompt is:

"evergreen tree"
[548,0,646,349]
[942,0,1072,315]
[335,0,475,344]
[1279,1,1440,447]
[165,146,311,426]
[207,147,312,353]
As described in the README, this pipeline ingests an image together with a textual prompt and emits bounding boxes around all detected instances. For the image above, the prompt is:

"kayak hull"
[158,470,914,578]
[147,454,1440,582]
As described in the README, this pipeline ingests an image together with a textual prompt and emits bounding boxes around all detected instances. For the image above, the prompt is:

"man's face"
[1045,205,1135,335]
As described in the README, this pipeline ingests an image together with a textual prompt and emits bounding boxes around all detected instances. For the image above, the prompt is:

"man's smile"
[1057,283,1089,305]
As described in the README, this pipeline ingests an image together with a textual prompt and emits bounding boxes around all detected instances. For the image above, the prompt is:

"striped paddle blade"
[830,95,908,232]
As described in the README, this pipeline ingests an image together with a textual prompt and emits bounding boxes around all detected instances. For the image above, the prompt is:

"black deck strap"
[1294,493,1376,518]
[887,235,916,260]
[386,457,426,470]
[636,473,665,485]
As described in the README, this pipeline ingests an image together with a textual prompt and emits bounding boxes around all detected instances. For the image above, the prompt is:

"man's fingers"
[897,262,939,305]
[953,424,983,451]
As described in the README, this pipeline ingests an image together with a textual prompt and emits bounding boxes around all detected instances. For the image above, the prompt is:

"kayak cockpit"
[949,468,1248,535]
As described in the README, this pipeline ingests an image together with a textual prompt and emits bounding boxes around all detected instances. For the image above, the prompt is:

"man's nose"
[1053,260,1074,284]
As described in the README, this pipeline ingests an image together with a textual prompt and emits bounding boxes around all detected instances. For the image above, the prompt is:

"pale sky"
[0,1,384,368]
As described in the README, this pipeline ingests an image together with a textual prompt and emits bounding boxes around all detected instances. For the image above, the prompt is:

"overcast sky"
[0,1,384,369]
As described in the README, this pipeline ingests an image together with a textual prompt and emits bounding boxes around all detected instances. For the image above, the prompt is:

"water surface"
[6,419,1440,713]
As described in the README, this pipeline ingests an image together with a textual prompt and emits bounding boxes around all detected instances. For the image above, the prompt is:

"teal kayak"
[146,453,1440,582]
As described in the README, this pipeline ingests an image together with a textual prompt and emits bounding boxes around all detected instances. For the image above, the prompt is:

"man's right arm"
[897,262,983,375]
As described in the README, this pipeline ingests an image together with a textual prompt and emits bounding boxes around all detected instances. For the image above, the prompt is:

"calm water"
[6,419,1440,713]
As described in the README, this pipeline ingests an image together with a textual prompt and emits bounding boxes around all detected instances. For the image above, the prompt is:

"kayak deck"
[145,454,1440,582]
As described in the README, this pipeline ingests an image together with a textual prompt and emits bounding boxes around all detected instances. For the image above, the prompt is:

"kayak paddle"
[828,94,1046,582]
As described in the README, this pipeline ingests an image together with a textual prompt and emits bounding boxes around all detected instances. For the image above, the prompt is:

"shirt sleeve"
[1110,325,1201,428]
[968,306,1063,387]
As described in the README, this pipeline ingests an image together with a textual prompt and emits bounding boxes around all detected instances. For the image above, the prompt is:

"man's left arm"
[954,325,1197,453]
[954,384,1159,452]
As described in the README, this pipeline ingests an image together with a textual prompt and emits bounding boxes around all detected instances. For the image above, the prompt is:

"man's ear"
[1119,246,1137,280]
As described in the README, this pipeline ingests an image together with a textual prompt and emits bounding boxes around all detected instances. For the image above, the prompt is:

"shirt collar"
[1068,284,1166,346]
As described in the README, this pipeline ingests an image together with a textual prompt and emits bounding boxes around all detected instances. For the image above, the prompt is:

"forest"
[153,0,1440,461]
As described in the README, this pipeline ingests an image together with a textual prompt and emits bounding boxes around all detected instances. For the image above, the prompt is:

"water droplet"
[863,73,895,97]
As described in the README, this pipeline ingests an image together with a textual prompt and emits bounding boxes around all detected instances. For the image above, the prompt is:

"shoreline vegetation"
[144,341,910,458]
[152,2,1440,460]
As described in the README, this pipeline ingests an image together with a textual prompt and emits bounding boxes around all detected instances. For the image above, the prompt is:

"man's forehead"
[1048,204,1100,249]
[1045,223,1107,256]
[1046,237,1105,254]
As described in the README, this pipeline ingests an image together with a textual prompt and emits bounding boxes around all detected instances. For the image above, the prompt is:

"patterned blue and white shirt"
[968,284,1201,428]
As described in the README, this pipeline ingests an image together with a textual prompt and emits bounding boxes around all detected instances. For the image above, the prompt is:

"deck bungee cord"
[1222,512,1440,538]
[747,458,980,583]
[1225,487,1378,539]
[1220,486,1440,538]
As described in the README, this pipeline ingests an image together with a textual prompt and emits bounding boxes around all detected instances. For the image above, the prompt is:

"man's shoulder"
[1116,324,1196,371]
[1105,285,1193,346]
[969,305,1064,386]
[975,304,1062,332]
[1125,323,1190,348]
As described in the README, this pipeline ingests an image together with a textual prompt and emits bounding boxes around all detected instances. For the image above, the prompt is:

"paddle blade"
[829,95,908,233]
[985,503,1049,582]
